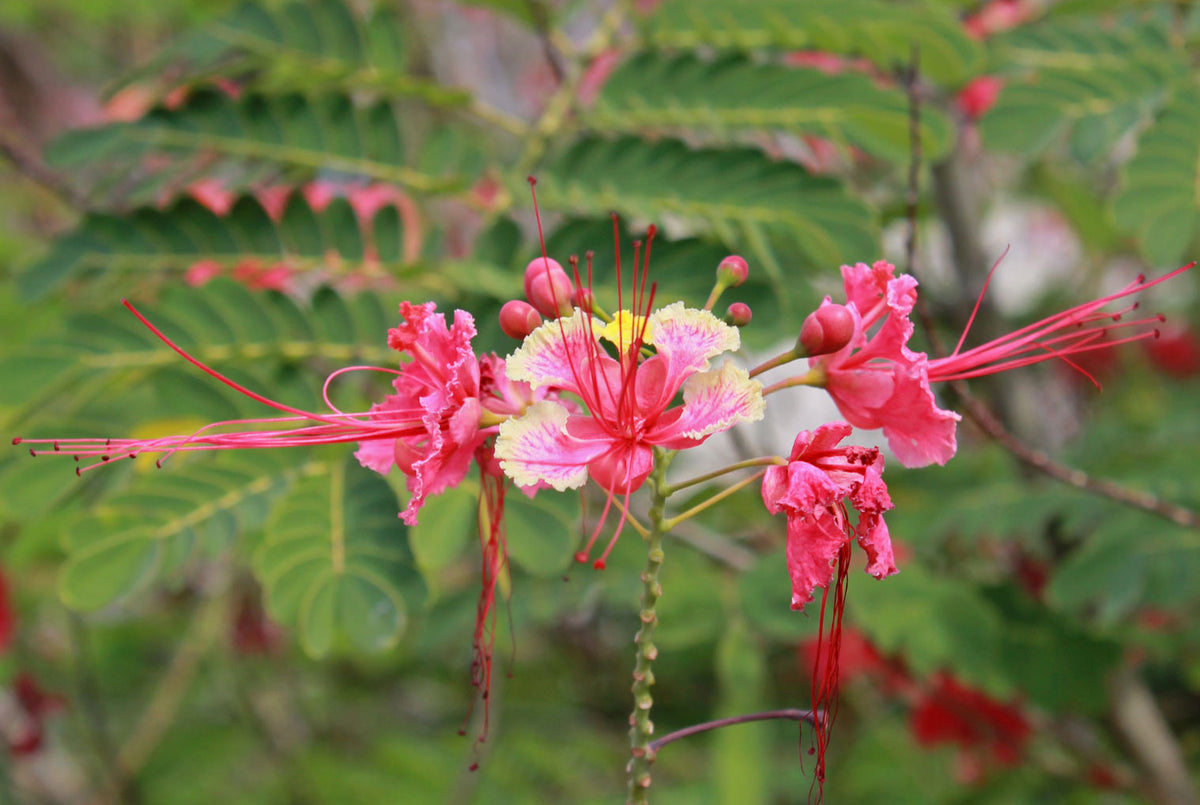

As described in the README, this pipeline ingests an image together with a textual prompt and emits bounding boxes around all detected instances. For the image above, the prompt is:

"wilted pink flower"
[761,420,894,793]
[761,421,896,610]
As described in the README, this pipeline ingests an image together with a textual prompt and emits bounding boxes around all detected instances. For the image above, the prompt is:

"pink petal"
[856,514,897,580]
[786,511,849,609]
[494,401,609,491]
[505,310,601,394]
[649,361,764,447]
[877,361,960,467]
[648,303,740,393]
[762,460,846,516]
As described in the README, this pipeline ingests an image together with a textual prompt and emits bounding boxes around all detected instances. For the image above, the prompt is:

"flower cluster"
[13,212,1190,800]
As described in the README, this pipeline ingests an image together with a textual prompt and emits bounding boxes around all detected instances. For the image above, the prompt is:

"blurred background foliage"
[0,0,1198,803]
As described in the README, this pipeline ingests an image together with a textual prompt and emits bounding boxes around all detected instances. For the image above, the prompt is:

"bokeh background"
[1,1,1198,803]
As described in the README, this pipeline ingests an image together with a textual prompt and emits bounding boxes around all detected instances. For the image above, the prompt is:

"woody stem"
[627,448,674,804]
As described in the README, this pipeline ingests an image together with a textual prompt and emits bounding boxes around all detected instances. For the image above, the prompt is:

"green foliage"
[255,455,424,657]
[586,53,954,163]
[534,136,877,299]
[18,194,424,299]
[1113,85,1200,266]
[47,90,468,207]
[133,0,460,100]
[58,451,296,611]
[980,14,1183,160]
[643,0,983,84]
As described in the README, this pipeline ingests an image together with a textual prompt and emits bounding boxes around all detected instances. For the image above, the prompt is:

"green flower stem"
[663,456,785,496]
[627,448,674,804]
[660,470,769,532]
[747,345,803,378]
[761,369,821,396]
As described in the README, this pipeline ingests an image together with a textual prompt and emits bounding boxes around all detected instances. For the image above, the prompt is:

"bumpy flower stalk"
[627,447,673,804]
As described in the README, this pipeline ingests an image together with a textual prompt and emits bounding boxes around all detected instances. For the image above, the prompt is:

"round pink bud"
[799,303,855,356]
[499,300,542,339]
[523,257,574,317]
[717,255,749,287]
[572,286,595,311]
[725,302,752,327]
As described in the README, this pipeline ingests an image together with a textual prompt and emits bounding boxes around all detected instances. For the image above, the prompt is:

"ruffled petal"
[877,360,960,467]
[495,401,610,491]
[648,303,740,393]
[786,510,849,610]
[762,460,846,516]
[856,513,897,580]
[505,310,602,394]
[649,361,764,447]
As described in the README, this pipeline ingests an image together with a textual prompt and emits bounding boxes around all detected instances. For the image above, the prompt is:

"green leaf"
[17,194,423,298]
[255,455,425,656]
[980,15,1184,159]
[738,548,820,641]
[1113,85,1200,267]
[587,53,953,162]
[408,482,476,580]
[848,562,1009,694]
[531,136,877,305]
[46,91,466,208]
[127,0,465,102]
[643,0,983,85]
[57,451,298,611]
[504,490,579,577]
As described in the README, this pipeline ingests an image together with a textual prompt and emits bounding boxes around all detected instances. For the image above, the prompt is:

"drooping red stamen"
[807,537,851,804]
[463,470,510,763]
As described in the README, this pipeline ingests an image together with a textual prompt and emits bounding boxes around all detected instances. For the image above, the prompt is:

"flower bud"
[725,302,752,327]
[524,257,574,317]
[717,255,749,287]
[499,300,542,340]
[799,303,855,356]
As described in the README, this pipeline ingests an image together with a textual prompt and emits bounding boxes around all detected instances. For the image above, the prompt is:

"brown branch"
[648,709,817,754]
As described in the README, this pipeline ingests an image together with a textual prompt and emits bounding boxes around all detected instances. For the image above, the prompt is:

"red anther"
[592,559,606,570]
[499,300,542,340]
[800,303,856,356]
[524,257,575,317]
[574,551,589,564]
[726,302,753,327]
[717,255,749,286]
[29,448,35,457]
[10,438,19,445]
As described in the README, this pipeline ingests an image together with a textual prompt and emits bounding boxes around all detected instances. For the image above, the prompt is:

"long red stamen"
[808,537,851,803]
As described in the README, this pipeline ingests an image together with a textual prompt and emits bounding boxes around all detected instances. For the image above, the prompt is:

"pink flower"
[761,421,894,795]
[354,302,491,525]
[496,302,764,565]
[809,261,961,467]
[17,300,511,528]
[807,261,1193,468]
[761,421,896,609]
